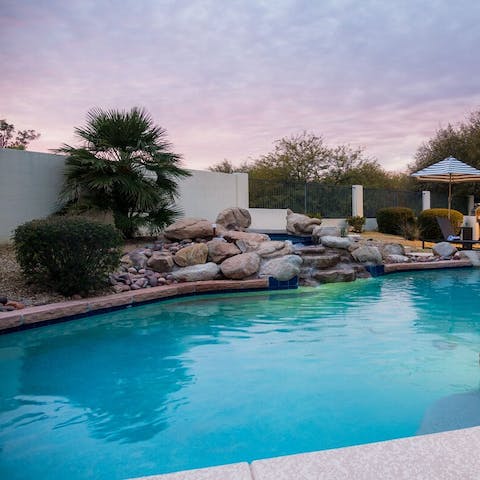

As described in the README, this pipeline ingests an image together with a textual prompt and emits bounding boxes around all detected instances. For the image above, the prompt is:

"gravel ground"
[0,244,68,306]
[0,243,117,307]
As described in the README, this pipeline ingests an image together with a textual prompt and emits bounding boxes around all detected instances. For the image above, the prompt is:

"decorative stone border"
[0,279,269,333]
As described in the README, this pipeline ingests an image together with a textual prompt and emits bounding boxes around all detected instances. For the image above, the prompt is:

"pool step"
[300,253,341,269]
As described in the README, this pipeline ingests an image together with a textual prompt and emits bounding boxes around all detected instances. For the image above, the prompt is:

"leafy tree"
[207,132,414,194]
[57,107,190,238]
[209,159,237,173]
[248,132,330,181]
[411,110,480,195]
[0,119,40,149]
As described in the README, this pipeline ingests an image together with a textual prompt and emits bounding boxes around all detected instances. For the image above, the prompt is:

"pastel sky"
[2,0,480,171]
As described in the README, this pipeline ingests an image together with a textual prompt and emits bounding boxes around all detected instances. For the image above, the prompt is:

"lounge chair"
[424,217,480,250]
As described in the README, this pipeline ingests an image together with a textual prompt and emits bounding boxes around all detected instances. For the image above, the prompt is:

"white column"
[235,173,249,208]
[351,185,364,217]
[422,191,431,211]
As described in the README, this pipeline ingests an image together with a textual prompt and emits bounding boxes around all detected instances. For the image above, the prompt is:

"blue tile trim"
[365,265,385,277]
[268,276,299,290]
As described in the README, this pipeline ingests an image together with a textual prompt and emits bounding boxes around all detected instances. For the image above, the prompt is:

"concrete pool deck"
[133,426,480,480]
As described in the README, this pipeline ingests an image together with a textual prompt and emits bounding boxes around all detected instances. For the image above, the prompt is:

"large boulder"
[223,231,270,253]
[260,255,303,281]
[174,243,208,267]
[286,209,322,235]
[312,226,341,242]
[220,252,261,279]
[147,251,175,273]
[351,245,383,265]
[171,262,220,282]
[381,243,405,258]
[312,266,356,283]
[432,242,457,258]
[164,218,214,240]
[256,240,295,258]
[320,236,352,249]
[222,230,270,243]
[216,207,251,231]
[206,238,241,263]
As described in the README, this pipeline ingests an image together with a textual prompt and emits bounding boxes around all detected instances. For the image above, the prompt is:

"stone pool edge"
[132,426,480,480]
[0,278,271,333]
[0,259,473,333]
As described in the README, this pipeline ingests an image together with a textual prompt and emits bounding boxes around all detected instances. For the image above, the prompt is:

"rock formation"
[108,208,468,295]
[216,207,251,231]
[164,218,214,240]
[286,209,322,235]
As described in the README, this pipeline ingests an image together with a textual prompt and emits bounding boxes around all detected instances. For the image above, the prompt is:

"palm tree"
[58,107,190,238]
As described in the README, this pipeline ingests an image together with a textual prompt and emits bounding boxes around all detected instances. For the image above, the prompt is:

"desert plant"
[57,107,190,238]
[400,221,421,241]
[417,208,463,239]
[346,216,366,233]
[306,211,322,220]
[376,207,415,235]
[13,217,123,296]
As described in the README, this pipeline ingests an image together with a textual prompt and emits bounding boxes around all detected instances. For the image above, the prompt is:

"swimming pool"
[1,268,480,479]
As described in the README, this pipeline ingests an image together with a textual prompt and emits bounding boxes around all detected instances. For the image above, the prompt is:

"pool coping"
[0,278,270,334]
[0,259,473,334]
[133,426,480,479]
[384,258,472,273]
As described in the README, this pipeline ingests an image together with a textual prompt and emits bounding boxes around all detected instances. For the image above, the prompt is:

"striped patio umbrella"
[411,156,480,217]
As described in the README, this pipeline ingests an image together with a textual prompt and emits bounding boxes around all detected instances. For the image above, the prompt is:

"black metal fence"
[430,192,470,214]
[249,178,472,218]
[363,189,423,217]
[249,179,352,218]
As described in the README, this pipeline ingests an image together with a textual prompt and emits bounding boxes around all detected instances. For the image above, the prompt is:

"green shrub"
[376,207,415,235]
[347,216,366,233]
[13,217,123,296]
[417,208,463,239]
[306,212,322,221]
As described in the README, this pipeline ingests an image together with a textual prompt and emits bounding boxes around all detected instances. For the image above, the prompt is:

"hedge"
[376,207,416,235]
[417,208,463,239]
[13,217,123,296]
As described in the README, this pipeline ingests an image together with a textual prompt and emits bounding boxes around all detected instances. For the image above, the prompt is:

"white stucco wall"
[176,170,249,221]
[0,150,251,241]
[248,208,289,230]
[0,149,66,242]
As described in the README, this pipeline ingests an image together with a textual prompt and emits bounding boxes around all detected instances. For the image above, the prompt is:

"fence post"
[421,191,430,211]
[352,185,364,217]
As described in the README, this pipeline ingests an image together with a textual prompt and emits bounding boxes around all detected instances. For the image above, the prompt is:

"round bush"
[417,208,463,239]
[376,207,415,235]
[13,217,123,296]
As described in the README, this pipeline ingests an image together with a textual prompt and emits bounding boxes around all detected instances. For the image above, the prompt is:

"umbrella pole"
[448,174,452,219]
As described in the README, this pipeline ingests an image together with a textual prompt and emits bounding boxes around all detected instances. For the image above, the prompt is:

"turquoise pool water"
[1,269,480,479]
